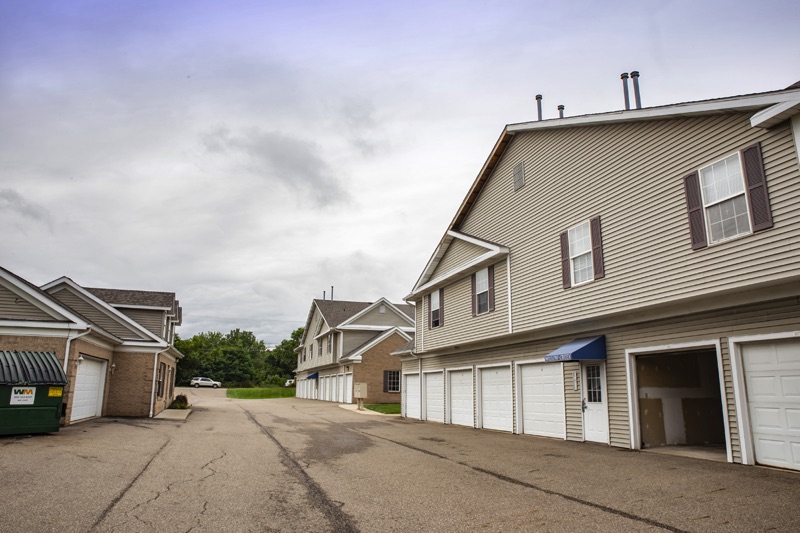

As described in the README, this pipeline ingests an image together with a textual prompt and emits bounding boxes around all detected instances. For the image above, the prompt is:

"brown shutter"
[383,370,389,393]
[427,294,431,329]
[439,288,444,327]
[471,273,477,316]
[560,231,571,289]
[741,143,773,232]
[488,265,495,311]
[590,217,604,280]
[683,171,707,250]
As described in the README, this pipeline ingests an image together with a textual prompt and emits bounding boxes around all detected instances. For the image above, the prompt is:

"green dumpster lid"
[0,351,68,386]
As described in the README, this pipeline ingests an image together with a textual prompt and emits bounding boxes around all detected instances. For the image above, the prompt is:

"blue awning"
[306,372,319,379]
[544,336,606,362]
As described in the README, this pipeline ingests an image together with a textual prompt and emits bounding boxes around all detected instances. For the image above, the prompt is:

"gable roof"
[85,287,175,308]
[0,266,90,328]
[340,327,412,362]
[314,300,372,328]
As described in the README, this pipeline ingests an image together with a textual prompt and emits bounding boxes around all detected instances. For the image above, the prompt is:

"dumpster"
[0,351,69,435]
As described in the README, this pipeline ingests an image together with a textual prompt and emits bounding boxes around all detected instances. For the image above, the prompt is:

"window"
[168,367,175,399]
[428,288,443,328]
[684,143,773,250]
[327,334,332,354]
[513,161,525,191]
[156,362,166,398]
[471,265,495,315]
[560,217,604,289]
[384,370,400,393]
[310,344,314,358]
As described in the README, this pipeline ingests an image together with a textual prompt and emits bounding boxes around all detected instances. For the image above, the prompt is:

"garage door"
[345,373,353,403]
[743,341,800,470]
[71,357,105,421]
[519,363,565,438]
[424,372,444,423]
[448,369,473,427]
[480,366,512,432]
[404,374,420,419]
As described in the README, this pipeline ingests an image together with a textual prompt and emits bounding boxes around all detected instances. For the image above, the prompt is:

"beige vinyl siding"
[422,260,508,351]
[349,306,412,327]
[118,308,164,338]
[458,115,800,335]
[563,361,583,441]
[0,285,54,321]
[48,287,147,340]
[432,238,490,279]
[343,331,379,357]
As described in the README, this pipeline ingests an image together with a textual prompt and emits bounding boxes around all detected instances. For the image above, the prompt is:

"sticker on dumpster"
[10,387,36,405]
[48,387,63,397]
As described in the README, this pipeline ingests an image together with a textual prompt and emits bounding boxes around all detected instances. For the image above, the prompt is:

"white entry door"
[480,366,513,432]
[743,340,800,470]
[448,369,474,427]
[519,363,565,438]
[424,372,444,423]
[71,357,106,421]
[582,362,609,443]
[404,374,421,419]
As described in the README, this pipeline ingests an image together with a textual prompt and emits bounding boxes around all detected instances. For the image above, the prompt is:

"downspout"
[63,327,92,373]
[506,255,513,333]
[148,346,170,418]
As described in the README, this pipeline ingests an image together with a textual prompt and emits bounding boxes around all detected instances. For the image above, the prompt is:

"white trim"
[506,255,512,333]
[114,343,170,353]
[63,329,91,373]
[727,330,800,466]
[339,327,412,362]
[0,322,85,335]
[697,151,753,246]
[110,303,171,311]
[42,278,165,343]
[0,273,88,327]
[508,89,800,134]
[792,116,800,167]
[409,249,509,298]
[336,325,415,332]
[624,339,730,461]
[338,297,414,328]
[750,97,800,129]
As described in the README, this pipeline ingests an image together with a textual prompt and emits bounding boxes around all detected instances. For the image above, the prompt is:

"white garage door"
[71,357,105,421]
[337,374,344,403]
[345,373,353,403]
[424,372,444,423]
[448,369,474,427]
[404,374,421,419]
[743,341,800,470]
[519,363,565,438]
[480,366,512,432]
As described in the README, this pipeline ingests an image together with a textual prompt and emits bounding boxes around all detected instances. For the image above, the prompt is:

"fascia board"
[408,249,509,299]
[411,232,506,293]
[507,89,800,133]
[340,327,412,361]
[43,278,166,344]
[0,323,83,337]
[111,303,171,311]
[115,341,169,353]
[337,325,415,332]
[338,298,415,328]
[750,98,800,128]
[0,274,89,328]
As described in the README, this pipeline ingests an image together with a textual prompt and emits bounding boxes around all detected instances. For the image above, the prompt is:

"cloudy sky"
[1,1,798,346]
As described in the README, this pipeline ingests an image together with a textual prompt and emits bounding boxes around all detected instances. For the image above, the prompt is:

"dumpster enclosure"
[0,351,69,436]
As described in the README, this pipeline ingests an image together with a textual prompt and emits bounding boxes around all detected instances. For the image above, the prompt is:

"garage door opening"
[635,349,726,458]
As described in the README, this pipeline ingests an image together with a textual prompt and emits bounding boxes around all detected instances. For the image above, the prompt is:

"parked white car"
[190,377,221,388]
[284,379,295,387]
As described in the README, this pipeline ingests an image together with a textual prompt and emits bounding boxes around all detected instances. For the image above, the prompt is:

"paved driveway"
[1,388,798,532]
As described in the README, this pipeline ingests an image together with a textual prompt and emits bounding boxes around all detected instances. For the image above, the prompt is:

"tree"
[267,327,303,379]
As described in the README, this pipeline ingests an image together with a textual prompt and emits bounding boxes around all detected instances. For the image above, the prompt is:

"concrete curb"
[153,408,193,420]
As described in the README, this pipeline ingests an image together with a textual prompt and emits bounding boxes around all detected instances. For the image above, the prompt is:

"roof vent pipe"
[536,94,543,121]
[631,70,642,109]
[558,105,564,119]
[621,73,630,110]
[331,286,334,300]
[323,290,326,300]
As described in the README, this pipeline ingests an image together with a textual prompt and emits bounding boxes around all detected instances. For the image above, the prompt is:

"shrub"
[169,394,190,409]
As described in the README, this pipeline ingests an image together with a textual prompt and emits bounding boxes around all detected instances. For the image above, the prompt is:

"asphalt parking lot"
[2,387,799,532]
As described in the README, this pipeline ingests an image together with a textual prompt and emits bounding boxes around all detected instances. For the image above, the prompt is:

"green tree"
[267,327,303,379]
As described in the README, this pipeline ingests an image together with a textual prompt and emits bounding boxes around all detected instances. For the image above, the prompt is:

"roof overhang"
[339,327,412,362]
[750,96,800,129]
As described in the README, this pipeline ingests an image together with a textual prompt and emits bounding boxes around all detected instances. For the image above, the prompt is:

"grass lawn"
[364,403,401,415]
[227,386,296,399]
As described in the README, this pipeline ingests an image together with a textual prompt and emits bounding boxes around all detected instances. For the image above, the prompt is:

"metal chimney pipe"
[558,105,564,119]
[331,286,334,300]
[621,73,630,110]
[323,290,326,300]
[536,94,543,121]
[631,70,642,109]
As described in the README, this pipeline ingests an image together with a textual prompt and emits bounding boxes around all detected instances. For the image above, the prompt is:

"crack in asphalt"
[90,437,171,532]
[241,407,360,533]
[307,413,688,533]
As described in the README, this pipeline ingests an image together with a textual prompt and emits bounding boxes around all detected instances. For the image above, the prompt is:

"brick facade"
[352,332,406,404]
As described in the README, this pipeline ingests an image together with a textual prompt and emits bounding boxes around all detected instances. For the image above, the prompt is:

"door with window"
[582,362,609,443]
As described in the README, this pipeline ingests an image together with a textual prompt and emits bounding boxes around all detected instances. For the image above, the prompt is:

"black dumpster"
[0,351,69,435]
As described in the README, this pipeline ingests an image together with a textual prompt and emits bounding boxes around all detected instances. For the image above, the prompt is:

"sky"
[1,0,799,347]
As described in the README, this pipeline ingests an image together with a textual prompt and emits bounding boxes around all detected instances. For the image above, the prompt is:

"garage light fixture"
[77,355,84,364]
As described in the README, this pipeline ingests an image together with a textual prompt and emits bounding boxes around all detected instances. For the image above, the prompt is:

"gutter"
[148,347,171,418]
[63,327,92,373]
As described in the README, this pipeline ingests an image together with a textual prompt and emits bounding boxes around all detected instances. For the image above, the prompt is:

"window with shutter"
[683,143,772,249]
[472,266,495,315]
[562,217,605,288]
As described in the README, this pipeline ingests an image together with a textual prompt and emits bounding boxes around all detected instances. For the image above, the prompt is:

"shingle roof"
[313,300,371,327]
[86,287,175,308]
[395,304,414,319]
